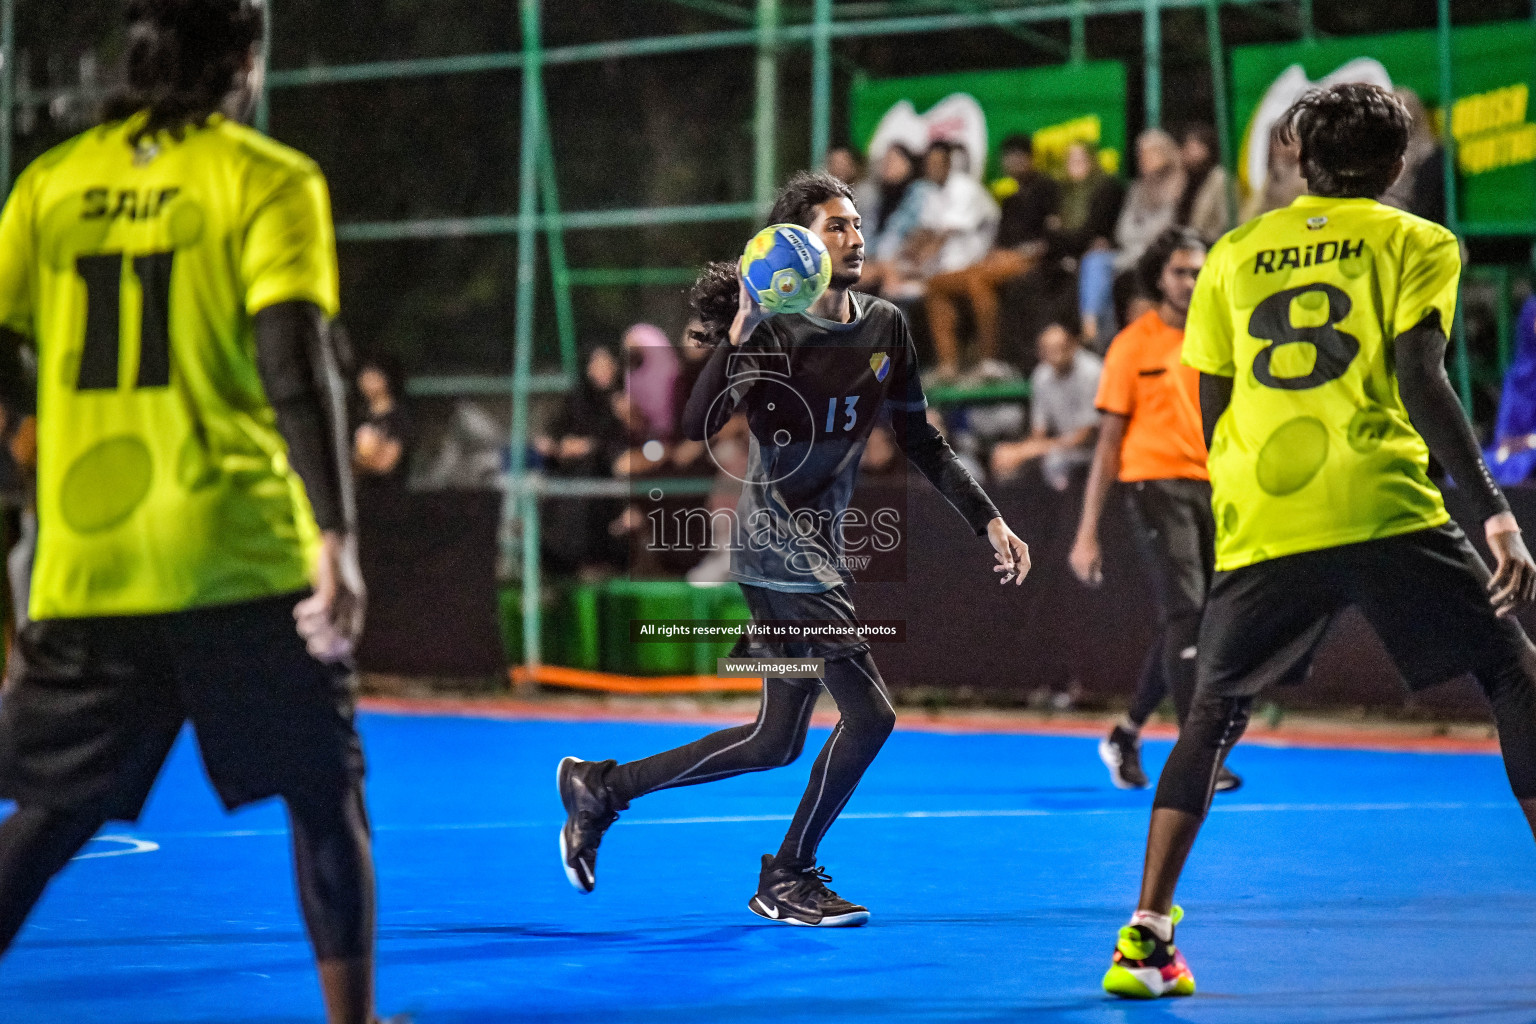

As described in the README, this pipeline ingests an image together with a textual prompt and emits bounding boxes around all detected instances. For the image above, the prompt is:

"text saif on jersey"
[81,187,181,222]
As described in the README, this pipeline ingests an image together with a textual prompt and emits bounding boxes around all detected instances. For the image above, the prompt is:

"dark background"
[18,0,1536,381]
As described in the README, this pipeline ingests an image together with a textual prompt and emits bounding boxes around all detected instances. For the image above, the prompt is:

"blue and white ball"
[739,223,833,315]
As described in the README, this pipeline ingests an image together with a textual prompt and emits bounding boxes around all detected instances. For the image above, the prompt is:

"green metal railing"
[0,0,1519,677]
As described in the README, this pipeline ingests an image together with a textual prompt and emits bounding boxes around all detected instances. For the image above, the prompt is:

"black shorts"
[1198,522,1532,698]
[0,592,365,822]
[735,583,872,690]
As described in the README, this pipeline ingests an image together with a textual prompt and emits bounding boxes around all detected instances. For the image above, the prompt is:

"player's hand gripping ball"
[739,223,833,315]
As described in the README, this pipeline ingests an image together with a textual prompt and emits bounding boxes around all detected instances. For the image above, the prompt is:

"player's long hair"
[1137,227,1206,301]
[688,261,740,348]
[767,171,856,228]
[101,0,263,146]
[1280,83,1411,199]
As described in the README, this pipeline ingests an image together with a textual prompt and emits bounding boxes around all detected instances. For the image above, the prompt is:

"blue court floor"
[3,710,1534,1023]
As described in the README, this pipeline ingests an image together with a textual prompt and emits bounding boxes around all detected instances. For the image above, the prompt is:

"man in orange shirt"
[1069,227,1240,793]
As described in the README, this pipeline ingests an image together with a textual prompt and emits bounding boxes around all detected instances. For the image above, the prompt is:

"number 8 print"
[1247,282,1360,391]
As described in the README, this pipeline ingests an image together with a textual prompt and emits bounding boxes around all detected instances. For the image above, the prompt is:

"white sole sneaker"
[748,894,870,927]
[1098,738,1139,790]
[557,756,594,893]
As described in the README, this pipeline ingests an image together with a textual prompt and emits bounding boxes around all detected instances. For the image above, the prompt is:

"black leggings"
[608,651,897,866]
[1154,643,1536,816]
[0,783,373,960]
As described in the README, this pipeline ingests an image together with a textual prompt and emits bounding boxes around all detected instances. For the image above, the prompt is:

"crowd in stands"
[495,87,1467,580]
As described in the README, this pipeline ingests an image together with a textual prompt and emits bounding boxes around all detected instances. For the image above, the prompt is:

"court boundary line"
[358,696,1500,755]
[93,800,1517,844]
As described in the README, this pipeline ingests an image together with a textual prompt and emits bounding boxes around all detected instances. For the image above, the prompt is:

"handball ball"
[739,224,832,315]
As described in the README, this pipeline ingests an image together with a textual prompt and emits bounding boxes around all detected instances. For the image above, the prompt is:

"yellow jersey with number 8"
[1182,195,1456,571]
[0,113,338,619]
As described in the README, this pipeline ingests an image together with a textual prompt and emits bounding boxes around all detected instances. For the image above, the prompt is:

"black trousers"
[1123,478,1215,727]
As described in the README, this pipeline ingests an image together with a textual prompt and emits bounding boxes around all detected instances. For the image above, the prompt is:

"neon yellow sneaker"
[1102,906,1196,999]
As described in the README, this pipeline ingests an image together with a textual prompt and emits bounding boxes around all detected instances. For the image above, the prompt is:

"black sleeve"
[1393,310,1510,523]
[886,319,1000,535]
[253,301,355,533]
[0,326,35,417]
[1198,372,1233,451]
[681,334,756,441]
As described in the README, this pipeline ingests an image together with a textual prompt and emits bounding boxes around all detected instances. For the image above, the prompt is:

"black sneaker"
[747,854,870,927]
[1099,725,1149,789]
[557,756,621,893]
[1214,764,1243,793]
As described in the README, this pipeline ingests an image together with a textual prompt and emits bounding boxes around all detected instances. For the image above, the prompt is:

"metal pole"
[1436,0,1472,410]
[754,0,780,216]
[519,486,542,685]
[1204,0,1236,225]
[1070,0,1087,64]
[1143,0,1161,129]
[537,102,577,380]
[1298,0,1315,42]
[254,0,273,133]
[0,0,15,190]
[514,0,544,674]
[810,0,832,169]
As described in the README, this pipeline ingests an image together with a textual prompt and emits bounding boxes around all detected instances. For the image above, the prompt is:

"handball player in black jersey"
[557,172,1032,926]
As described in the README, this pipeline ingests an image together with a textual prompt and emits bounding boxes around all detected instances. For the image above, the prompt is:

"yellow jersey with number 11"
[0,113,338,619]
[1182,195,1457,571]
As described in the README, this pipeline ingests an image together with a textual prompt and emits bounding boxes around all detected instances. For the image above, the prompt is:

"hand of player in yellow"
[295,530,367,663]
[987,517,1030,586]
[1069,532,1104,588]
[1486,513,1536,618]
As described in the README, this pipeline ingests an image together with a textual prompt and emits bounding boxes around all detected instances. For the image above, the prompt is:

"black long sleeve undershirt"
[893,408,1000,536]
[1393,312,1510,525]
[253,301,355,533]
[1198,372,1232,451]
[680,337,736,442]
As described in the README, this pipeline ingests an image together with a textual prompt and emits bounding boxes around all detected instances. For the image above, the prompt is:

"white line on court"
[102,800,1512,844]
[72,835,161,860]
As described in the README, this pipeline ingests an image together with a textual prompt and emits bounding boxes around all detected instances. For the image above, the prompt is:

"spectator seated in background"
[1487,296,1536,486]
[536,345,631,576]
[1240,120,1305,223]
[990,317,1102,490]
[1083,129,1184,348]
[924,134,1060,381]
[825,143,877,213]
[614,323,680,478]
[353,353,413,490]
[884,141,999,305]
[1051,140,1126,352]
[857,144,933,298]
[1175,123,1231,244]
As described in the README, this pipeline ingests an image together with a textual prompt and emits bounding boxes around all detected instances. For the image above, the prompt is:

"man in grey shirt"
[992,320,1103,489]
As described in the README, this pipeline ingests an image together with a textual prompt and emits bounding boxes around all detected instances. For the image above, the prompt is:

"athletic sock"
[1130,910,1173,942]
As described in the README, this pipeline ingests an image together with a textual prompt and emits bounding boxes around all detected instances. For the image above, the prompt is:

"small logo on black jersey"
[1306,215,1328,230]
[870,353,891,382]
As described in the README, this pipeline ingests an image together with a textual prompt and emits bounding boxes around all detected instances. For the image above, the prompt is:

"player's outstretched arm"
[891,407,1026,585]
[253,301,365,659]
[1395,313,1536,615]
